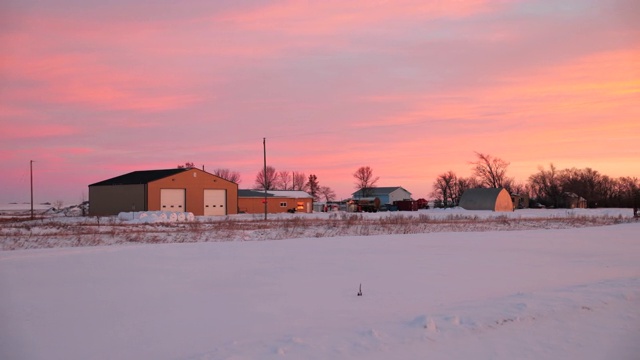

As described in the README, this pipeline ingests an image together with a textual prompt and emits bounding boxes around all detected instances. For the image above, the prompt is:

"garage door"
[160,189,185,212]
[204,189,226,216]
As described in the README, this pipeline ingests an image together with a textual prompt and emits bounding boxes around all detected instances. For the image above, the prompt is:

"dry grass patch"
[0,213,634,250]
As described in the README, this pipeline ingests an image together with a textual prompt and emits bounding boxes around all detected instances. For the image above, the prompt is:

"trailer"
[393,200,418,211]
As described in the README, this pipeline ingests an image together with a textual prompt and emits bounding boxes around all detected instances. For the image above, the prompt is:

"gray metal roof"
[352,186,411,197]
[238,189,275,198]
[459,187,513,211]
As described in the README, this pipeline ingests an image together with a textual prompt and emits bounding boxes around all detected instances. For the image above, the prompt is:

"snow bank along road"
[1,220,639,359]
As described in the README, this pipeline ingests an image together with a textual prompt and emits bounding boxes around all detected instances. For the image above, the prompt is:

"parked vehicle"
[348,197,381,212]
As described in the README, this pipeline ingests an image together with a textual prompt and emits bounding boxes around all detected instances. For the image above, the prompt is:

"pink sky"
[1,0,639,203]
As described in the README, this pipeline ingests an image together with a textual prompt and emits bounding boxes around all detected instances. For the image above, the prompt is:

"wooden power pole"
[30,160,34,220]
[263,138,268,220]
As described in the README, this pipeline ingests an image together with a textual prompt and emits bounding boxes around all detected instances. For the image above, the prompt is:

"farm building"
[510,193,530,209]
[238,190,313,214]
[89,168,238,216]
[459,188,514,212]
[352,187,412,205]
[563,192,588,209]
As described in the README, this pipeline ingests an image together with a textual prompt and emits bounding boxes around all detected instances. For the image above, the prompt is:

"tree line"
[253,166,336,202]
[253,165,381,203]
[180,157,639,209]
[431,153,640,208]
[178,162,346,203]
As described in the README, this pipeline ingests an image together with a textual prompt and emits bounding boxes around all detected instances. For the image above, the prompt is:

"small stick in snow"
[357,283,362,296]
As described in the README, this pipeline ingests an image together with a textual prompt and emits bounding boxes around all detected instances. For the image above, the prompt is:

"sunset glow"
[1,0,638,203]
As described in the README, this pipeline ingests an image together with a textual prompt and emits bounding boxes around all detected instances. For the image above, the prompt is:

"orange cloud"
[329,48,640,186]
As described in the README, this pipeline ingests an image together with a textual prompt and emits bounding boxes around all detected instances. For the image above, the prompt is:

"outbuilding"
[89,168,238,216]
[352,186,412,205]
[563,192,587,209]
[459,188,514,212]
[238,190,313,214]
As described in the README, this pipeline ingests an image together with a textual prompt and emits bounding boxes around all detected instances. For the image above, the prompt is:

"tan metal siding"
[238,197,313,214]
[147,169,238,216]
[494,190,515,211]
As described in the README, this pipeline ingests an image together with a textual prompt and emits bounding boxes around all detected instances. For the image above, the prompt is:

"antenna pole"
[263,138,267,221]
[30,160,34,220]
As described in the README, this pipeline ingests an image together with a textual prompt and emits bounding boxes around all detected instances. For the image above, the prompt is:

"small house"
[563,192,587,209]
[351,186,412,205]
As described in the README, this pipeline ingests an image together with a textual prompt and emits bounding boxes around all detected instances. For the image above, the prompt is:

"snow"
[117,211,196,223]
[1,211,639,359]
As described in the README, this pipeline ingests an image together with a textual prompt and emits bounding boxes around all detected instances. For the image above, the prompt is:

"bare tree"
[431,171,457,207]
[278,170,291,190]
[560,167,608,207]
[254,166,278,190]
[177,162,195,169]
[319,186,336,202]
[353,166,379,197]
[292,171,308,191]
[213,168,241,184]
[528,163,562,207]
[508,181,529,197]
[615,177,640,208]
[471,152,511,188]
[306,174,320,201]
[453,176,479,205]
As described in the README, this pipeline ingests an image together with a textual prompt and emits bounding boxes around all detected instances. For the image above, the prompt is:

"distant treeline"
[528,164,639,208]
[432,153,640,208]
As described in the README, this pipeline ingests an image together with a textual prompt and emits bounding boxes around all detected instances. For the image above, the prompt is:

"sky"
[1,0,639,203]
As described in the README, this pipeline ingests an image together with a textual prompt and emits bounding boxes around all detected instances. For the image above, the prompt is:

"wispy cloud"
[1,0,638,202]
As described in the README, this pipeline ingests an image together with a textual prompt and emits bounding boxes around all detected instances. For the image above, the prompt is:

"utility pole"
[263,138,268,220]
[30,160,34,220]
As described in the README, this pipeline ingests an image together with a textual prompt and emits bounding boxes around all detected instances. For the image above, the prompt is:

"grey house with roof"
[351,186,412,205]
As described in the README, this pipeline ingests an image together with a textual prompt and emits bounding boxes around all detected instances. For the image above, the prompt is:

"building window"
[280,202,287,207]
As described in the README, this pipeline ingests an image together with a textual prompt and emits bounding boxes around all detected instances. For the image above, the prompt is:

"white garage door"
[204,189,226,216]
[160,189,185,212]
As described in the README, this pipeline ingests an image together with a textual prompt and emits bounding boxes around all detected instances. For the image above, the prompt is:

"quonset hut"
[459,188,514,212]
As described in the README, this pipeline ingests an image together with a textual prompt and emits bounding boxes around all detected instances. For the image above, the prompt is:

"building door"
[160,189,185,212]
[204,189,226,216]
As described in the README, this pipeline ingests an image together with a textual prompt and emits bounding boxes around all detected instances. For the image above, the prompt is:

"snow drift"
[1,222,639,359]
[117,211,195,223]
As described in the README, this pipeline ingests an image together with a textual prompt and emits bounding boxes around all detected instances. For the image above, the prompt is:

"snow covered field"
[1,209,639,359]
[0,208,635,250]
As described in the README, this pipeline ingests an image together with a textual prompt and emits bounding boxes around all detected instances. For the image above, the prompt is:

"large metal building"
[89,168,238,216]
[459,188,514,212]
